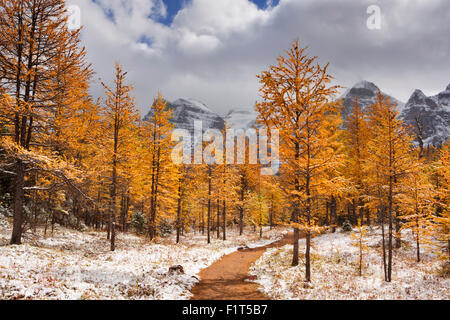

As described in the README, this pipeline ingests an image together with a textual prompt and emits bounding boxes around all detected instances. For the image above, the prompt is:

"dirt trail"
[191,232,293,300]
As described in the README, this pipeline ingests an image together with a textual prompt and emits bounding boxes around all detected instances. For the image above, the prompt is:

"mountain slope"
[400,85,450,146]
[339,80,405,118]
[144,98,225,132]
[142,81,449,147]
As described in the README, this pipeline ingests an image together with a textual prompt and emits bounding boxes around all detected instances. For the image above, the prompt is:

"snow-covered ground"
[0,214,284,300]
[250,228,449,300]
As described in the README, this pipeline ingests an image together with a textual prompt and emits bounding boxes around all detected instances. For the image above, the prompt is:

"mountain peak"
[446,83,450,91]
[407,89,427,105]
[411,88,426,97]
[352,80,379,91]
[402,87,449,146]
[339,80,405,118]
[173,98,212,113]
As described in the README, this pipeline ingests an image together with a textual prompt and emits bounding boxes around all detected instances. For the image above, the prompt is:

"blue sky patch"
[157,0,190,26]
[156,0,280,26]
[91,0,115,23]
[91,0,281,27]
[249,0,280,10]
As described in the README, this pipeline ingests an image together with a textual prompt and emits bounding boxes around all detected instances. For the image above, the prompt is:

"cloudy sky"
[69,0,450,116]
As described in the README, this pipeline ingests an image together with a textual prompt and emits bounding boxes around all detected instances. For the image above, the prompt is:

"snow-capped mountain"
[224,109,258,131]
[400,84,450,146]
[339,80,405,118]
[143,81,449,147]
[144,98,225,132]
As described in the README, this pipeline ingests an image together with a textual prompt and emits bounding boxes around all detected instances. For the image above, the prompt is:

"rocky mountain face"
[339,80,449,146]
[400,85,450,146]
[143,98,225,132]
[143,81,449,146]
[339,80,405,118]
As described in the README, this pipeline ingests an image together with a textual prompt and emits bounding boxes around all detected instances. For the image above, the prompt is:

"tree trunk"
[292,142,300,267]
[359,237,363,276]
[395,208,401,249]
[11,160,25,245]
[239,174,246,236]
[222,199,226,241]
[270,194,274,229]
[387,176,393,282]
[207,167,212,244]
[259,223,262,239]
[201,207,205,235]
[380,207,388,281]
[110,150,118,251]
[176,181,182,244]
[331,196,337,232]
[359,198,364,225]
[216,199,220,239]
[305,174,312,282]
[107,213,111,240]
[416,214,421,262]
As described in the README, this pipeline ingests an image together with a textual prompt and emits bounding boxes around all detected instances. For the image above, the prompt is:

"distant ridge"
[143,81,449,146]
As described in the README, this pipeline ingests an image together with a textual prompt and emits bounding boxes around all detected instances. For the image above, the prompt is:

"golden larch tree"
[256,41,341,282]
[100,63,138,251]
[0,0,91,244]
[365,92,415,282]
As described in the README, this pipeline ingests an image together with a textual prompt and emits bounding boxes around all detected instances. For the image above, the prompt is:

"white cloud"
[172,0,270,37]
[69,0,450,116]
[176,29,221,55]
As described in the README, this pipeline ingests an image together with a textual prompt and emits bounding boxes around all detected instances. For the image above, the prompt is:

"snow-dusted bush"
[0,212,10,228]
[158,218,173,237]
[342,219,353,232]
[77,223,88,232]
[130,211,147,234]
[437,261,450,278]
[0,193,12,218]
[0,194,12,228]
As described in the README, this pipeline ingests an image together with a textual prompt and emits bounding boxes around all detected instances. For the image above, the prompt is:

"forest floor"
[1,208,448,300]
[250,227,450,300]
[0,214,285,300]
[191,232,294,300]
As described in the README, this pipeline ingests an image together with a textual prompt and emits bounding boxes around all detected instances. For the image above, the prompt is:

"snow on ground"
[250,227,449,300]
[0,216,284,300]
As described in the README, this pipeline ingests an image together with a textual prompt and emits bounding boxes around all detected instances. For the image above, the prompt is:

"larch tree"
[350,218,369,276]
[432,142,449,263]
[216,127,239,241]
[399,157,435,262]
[100,63,138,251]
[343,99,371,225]
[181,163,208,235]
[256,41,341,282]
[141,93,174,240]
[206,164,213,244]
[236,161,259,235]
[175,165,185,244]
[0,0,92,244]
[365,92,414,282]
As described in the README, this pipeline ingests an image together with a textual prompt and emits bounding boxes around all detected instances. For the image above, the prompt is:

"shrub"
[78,223,88,232]
[437,261,450,278]
[158,218,173,238]
[130,211,147,235]
[342,219,353,232]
